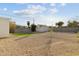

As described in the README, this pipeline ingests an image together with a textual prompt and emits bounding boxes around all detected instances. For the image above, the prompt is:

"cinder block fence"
[53,27,79,33]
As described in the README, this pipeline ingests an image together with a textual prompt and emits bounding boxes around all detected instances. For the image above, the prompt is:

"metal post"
[33,17,35,24]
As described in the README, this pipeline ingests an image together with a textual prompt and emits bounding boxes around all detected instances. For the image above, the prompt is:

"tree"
[9,21,16,33]
[27,21,30,28]
[31,24,36,32]
[67,21,78,27]
[56,21,64,27]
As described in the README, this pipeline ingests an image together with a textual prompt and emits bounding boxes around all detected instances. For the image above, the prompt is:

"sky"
[0,3,79,26]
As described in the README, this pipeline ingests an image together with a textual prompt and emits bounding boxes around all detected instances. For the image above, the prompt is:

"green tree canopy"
[31,24,36,32]
[56,21,64,27]
[27,21,30,28]
[67,21,79,27]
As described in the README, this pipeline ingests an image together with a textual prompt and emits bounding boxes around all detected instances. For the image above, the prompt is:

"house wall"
[0,18,9,37]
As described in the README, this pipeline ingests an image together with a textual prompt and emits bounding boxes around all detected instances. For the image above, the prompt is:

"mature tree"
[67,21,78,27]
[27,21,30,28]
[56,21,64,27]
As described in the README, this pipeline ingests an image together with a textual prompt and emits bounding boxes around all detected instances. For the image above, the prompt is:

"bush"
[31,24,36,32]
[9,21,16,33]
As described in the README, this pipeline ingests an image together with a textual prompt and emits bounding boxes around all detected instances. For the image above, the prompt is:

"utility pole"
[33,17,35,24]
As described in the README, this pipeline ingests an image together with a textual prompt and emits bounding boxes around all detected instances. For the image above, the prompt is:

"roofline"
[0,17,11,21]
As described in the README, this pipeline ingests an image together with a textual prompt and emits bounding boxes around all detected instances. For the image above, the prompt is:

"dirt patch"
[0,32,78,56]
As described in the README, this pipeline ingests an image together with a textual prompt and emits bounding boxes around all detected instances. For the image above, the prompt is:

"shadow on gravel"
[0,37,10,39]
[15,36,28,41]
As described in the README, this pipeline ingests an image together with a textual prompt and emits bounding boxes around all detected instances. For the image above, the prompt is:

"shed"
[0,17,10,38]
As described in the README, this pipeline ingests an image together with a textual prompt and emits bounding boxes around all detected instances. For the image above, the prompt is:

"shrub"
[31,24,36,32]
[9,21,16,33]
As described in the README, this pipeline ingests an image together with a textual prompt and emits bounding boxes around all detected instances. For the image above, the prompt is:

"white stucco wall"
[36,26,49,32]
[0,17,9,37]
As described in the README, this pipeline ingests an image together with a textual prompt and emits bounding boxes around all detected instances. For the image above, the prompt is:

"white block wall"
[36,27,49,32]
[0,18,9,38]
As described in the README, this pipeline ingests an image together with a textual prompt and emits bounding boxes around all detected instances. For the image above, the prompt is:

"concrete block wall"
[53,27,79,33]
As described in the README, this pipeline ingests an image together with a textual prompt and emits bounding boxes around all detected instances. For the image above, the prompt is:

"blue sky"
[0,3,79,26]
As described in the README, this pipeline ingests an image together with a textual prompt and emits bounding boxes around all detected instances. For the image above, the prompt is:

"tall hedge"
[31,24,36,32]
[9,21,16,33]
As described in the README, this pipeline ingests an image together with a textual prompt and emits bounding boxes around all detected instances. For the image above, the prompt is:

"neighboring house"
[36,25,49,32]
[0,17,10,38]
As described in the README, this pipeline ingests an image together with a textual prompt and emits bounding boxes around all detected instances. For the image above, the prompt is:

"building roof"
[0,17,10,21]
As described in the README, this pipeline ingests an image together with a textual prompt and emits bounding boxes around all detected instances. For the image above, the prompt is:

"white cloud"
[18,3,26,4]
[13,10,20,13]
[50,8,58,14]
[13,5,46,15]
[3,8,8,11]
[13,5,58,16]
[61,3,66,6]
[32,5,46,11]
[50,3,56,7]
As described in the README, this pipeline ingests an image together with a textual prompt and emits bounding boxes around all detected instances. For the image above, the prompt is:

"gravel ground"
[0,32,79,56]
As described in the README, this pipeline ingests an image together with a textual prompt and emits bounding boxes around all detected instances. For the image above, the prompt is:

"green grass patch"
[76,32,79,38]
[13,33,32,37]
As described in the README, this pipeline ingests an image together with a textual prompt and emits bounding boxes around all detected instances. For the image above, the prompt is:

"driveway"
[0,32,79,56]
